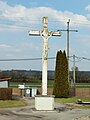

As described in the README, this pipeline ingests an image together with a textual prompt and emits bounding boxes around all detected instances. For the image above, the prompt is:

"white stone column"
[42,38,48,95]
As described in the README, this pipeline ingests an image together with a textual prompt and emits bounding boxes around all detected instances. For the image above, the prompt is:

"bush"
[53,50,70,98]
[0,88,12,100]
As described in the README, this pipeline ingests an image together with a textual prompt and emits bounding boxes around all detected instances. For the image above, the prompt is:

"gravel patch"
[73,116,90,120]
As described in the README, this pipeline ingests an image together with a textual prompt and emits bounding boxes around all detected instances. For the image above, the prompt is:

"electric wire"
[69,58,83,63]
[0,57,56,62]
[0,56,89,62]
[69,55,90,63]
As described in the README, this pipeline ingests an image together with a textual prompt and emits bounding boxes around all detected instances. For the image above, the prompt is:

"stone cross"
[28,16,61,95]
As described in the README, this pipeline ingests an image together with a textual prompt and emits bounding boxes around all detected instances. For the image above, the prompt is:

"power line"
[0,56,89,62]
[69,58,83,63]
[0,58,42,61]
[0,57,56,62]
[69,55,90,62]
[57,29,78,32]
[81,57,90,61]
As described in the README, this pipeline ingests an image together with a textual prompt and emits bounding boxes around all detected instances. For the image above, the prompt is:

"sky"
[0,0,90,71]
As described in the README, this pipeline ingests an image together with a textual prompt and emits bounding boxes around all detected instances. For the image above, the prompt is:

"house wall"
[0,81,8,88]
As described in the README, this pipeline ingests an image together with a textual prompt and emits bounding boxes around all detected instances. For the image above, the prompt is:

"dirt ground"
[0,97,90,120]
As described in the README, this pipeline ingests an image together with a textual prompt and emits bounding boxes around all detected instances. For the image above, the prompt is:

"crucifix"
[28,16,61,95]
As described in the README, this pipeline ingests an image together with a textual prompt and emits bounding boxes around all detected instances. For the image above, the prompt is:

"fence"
[75,88,90,97]
[0,88,12,100]
[12,88,90,97]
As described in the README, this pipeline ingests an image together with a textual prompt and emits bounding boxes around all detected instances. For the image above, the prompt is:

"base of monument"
[35,95,55,111]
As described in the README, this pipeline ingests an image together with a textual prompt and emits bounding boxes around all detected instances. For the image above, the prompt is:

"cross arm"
[28,30,41,36]
[49,31,62,36]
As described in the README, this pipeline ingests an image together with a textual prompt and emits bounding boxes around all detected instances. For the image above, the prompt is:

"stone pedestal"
[35,95,55,111]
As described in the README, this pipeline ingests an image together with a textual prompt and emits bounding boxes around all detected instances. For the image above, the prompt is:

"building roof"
[0,78,12,81]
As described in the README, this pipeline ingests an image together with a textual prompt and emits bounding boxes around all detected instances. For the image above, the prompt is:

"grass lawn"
[9,81,90,88]
[9,80,54,88]
[0,97,90,109]
[75,83,90,88]
[55,97,90,103]
[55,97,90,108]
[0,100,27,108]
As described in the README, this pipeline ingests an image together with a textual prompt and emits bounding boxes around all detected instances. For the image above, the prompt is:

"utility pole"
[73,54,75,85]
[28,16,61,95]
[58,20,78,83]
[67,19,70,60]
[67,19,70,82]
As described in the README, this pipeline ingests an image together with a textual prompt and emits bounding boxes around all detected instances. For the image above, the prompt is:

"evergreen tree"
[61,50,69,97]
[53,51,62,97]
[53,50,69,98]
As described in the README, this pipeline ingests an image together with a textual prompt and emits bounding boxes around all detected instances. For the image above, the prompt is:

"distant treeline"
[0,70,90,83]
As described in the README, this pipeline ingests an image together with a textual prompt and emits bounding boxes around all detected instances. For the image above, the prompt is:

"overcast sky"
[0,0,90,71]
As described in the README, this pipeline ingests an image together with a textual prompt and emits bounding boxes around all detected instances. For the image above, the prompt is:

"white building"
[0,78,11,88]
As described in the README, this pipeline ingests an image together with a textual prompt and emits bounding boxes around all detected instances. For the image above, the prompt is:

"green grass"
[75,83,90,88]
[55,97,90,103]
[9,80,54,88]
[9,81,90,88]
[0,100,27,108]
[0,98,89,109]
[55,97,90,108]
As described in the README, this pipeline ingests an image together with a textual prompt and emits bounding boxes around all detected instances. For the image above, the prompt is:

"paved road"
[0,98,90,120]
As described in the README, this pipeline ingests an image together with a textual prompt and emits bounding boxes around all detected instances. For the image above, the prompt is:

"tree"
[53,51,62,97]
[61,50,69,97]
[53,50,70,98]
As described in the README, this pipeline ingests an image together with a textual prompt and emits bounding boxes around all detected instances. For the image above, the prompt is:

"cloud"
[85,5,90,12]
[0,1,90,30]
[0,44,21,53]
[0,43,23,59]
[20,41,41,51]
[0,44,13,57]
[0,42,38,52]
[80,36,90,47]
[0,1,26,19]
[0,24,24,31]
[0,44,11,49]
[85,5,90,20]
[0,41,41,58]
